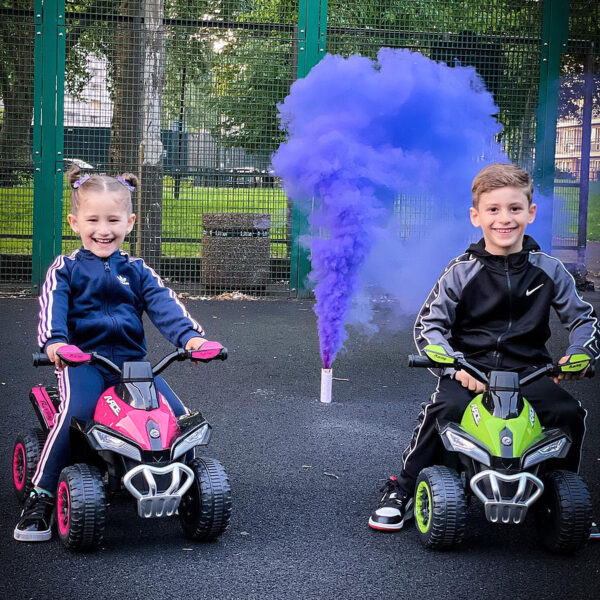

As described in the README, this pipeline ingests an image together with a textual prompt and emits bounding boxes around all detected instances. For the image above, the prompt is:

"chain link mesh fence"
[0,3,36,287]
[326,1,545,241]
[1,1,598,293]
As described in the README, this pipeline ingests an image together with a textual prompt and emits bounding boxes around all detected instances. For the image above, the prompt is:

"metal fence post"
[290,0,327,298]
[534,0,569,212]
[31,0,65,294]
[577,45,594,265]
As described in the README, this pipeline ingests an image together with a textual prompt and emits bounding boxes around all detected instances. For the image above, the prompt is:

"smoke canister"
[320,368,332,403]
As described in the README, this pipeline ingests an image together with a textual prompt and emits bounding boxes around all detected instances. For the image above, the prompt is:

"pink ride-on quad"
[12,343,232,551]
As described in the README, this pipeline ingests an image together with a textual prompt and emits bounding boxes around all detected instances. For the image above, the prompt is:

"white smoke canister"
[320,368,332,403]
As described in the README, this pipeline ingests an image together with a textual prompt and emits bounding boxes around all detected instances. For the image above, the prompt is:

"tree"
[205,0,297,153]
[558,0,600,121]
[207,0,551,166]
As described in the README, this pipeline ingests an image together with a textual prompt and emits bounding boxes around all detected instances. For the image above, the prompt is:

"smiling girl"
[14,166,208,542]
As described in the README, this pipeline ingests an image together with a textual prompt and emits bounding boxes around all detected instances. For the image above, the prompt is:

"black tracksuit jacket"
[414,236,600,371]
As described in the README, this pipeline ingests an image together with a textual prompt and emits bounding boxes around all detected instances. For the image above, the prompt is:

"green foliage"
[207,32,293,151]
[557,1,600,121]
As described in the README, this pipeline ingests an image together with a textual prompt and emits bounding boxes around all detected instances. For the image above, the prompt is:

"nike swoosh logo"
[526,284,544,296]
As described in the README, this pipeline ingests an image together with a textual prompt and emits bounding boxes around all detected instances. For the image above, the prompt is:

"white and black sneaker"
[14,490,55,542]
[368,476,413,532]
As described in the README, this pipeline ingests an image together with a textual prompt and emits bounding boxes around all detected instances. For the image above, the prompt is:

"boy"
[369,162,600,531]
[15,167,207,541]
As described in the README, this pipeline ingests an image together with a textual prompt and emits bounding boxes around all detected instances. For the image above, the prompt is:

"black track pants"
[395,376,587,496]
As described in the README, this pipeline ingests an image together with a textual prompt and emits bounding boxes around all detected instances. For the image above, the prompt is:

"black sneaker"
[368,476,413,531]
[14,491,55,542]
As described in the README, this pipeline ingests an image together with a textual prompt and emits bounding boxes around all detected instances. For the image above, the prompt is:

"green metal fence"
[0,0,597,296]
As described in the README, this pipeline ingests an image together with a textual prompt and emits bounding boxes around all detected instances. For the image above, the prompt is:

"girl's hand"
[185,337,207,351]
[454,369,486,393]
[46,342,68,371]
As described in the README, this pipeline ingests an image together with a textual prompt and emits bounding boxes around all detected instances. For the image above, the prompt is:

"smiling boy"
[368,162,600,532]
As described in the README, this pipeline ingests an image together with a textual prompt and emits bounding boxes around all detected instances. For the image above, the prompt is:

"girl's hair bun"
[67,165,83,188]
[119,173,138,189]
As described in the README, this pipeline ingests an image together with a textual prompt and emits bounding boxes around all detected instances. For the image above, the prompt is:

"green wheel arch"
[414,466,467,550]
[415,479,433,534]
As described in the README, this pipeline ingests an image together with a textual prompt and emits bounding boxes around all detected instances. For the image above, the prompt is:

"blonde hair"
[471,163,533,207]
[67,165,137,214]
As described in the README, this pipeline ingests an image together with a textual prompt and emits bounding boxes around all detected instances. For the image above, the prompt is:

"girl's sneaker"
[14,491,55,542]
[368,476,413,531]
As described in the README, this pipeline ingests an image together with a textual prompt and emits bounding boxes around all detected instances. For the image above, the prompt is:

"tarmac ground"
[1,292,600,599]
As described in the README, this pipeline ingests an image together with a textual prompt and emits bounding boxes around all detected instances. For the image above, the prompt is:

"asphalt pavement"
[1,295,600,600]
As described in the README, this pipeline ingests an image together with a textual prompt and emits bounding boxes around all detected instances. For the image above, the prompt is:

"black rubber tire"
[536,469,592,554]
[179,457,232,541]
[56,464,106,552]
[414,466,467,550]
[12,428,46,503]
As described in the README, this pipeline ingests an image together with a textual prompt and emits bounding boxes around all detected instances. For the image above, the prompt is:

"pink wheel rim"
[57,480,70,536]
[13,443,25,490]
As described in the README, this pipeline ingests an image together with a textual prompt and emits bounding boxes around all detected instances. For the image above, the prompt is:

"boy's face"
[469,186,536,256]
[68,192,135,258]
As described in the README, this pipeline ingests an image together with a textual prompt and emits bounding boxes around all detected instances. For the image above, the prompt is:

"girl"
[15,166,207,541]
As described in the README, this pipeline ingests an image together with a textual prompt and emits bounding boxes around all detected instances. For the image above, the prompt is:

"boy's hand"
[454,370,486,393]
[46,342,68,371]
[185,337,207,351]
[554,355,587,384]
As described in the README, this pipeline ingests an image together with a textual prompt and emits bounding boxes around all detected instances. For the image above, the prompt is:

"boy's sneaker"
[14,491,55,542]
[368,476,413,532]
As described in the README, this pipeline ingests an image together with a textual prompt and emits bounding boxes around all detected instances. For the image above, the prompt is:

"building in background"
[64,55,112,127]
[555,116,600,181]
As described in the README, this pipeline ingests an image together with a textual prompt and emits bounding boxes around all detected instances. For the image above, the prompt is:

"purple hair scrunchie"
[118,176,135,192]
[72,174,90,189]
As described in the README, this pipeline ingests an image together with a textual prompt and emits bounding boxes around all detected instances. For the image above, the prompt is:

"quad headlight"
[91,428,142,461]
[522,436,568,469]
[444,429,491,466]
[172,424,211,460]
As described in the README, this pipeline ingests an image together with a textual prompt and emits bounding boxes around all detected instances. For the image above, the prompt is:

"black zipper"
[495,256,513,368]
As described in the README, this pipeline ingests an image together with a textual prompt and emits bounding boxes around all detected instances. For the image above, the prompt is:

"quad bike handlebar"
[408,353,594,387]
[33,343,228,375]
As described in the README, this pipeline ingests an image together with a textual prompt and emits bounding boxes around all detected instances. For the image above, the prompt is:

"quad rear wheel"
[56,464,106,551]
[179,457,232,541]
[415,466,467,550]
[536,470,592,554]
[12,428,46,503]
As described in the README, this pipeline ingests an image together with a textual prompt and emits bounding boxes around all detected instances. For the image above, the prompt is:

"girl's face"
[68,191,135,258]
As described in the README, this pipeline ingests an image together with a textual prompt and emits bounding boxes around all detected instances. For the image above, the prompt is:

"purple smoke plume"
[272,48,545,368]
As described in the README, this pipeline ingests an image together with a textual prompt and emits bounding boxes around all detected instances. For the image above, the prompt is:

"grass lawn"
[1,177,289,258]
[2,178,598,256]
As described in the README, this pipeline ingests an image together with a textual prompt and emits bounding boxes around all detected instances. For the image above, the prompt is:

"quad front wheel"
[536,470,592,554]
[415,466,467,550]
[12,428,46,503]
[56,464,106,551]
[179,457,232,541]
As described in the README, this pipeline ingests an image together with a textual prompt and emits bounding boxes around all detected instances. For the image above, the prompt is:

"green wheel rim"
[415,480,432,533]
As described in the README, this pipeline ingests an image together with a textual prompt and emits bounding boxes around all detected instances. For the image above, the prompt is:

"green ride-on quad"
[408,345,594,554]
